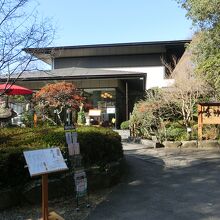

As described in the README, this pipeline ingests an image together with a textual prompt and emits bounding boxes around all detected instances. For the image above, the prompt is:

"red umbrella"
[0,83,33,95]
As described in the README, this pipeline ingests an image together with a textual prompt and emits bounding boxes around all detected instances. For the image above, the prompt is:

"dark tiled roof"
[11,67,147,81]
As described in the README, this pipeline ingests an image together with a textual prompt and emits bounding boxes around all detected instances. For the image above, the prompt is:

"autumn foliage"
[35,81,83,108]
[34,82,84,125]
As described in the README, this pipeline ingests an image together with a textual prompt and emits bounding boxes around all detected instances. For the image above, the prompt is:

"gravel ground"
[86,144,220,220]
[0,188,112,220]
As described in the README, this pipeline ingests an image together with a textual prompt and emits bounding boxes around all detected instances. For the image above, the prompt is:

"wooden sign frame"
[198,103,220,140]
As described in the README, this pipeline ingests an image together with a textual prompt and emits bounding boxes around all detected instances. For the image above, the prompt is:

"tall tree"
[0,0,54,95]
[176,0,220,98]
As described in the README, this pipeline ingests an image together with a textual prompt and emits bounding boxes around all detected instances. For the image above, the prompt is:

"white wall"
[104,66,172,90]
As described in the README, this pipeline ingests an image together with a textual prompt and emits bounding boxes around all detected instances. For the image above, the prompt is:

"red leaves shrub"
[35,81,84,108]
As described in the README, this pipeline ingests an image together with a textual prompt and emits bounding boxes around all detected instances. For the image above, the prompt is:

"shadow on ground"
[87,150,220,220]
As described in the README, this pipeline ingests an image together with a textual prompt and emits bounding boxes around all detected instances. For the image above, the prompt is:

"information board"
[68,143,80,156]
[198,103,220,140]
[65,132,78,144]
[24,148,68,177]
[74,170,87,197]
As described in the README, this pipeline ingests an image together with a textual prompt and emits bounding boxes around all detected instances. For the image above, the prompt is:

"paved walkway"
[87,143,220,220]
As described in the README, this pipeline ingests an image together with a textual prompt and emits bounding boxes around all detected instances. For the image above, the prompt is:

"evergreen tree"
[176,0,220,98]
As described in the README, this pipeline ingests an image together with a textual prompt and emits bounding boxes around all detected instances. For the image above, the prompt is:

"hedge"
[0,126,123,187]
[120,121,130,130]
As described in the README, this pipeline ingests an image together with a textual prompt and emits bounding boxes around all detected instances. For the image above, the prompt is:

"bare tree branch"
[0,0,54,96]
[161,51,209,128]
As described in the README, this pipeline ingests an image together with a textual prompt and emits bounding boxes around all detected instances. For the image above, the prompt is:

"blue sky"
[36,0,193,46]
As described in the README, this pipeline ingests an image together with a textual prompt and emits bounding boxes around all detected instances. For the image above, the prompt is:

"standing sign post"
[23,148,68,220]
[64,109,89,210]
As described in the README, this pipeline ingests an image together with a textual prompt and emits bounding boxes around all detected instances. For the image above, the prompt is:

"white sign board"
[74,170,87,197]
[107,107,115,114]
[68,143,80,156]
[23,148,68,177]
[89,109,101,116]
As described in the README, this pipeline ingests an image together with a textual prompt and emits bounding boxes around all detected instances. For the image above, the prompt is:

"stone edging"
[141,139,220,149]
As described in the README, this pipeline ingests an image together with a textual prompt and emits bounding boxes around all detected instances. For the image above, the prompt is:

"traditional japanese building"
[15,40,189,127]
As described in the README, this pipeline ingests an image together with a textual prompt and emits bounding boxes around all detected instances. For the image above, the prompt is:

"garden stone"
[198,140,220,149]
[141,139,155,148]
[114,129,130,141]
[155,142,165,148]
[134,137,141,144]
[181,140,198,148]
[163,141,182,148]
[151,136,164,148]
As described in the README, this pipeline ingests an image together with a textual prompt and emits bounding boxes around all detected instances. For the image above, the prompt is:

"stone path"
[87,143,220,220]
[124,143,220,168]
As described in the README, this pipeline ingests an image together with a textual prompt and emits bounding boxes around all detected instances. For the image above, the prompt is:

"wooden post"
[125,82,129,121]
[42,174,49,220]
[198,104,203,141]
[34,112,37,128]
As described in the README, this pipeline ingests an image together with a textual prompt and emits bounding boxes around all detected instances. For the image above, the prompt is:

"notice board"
[23,147,68,177]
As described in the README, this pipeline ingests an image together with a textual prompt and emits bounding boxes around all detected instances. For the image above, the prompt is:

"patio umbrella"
[0,83,33,95]
[0,83,33,111]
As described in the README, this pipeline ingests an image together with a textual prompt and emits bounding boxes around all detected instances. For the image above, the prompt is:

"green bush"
[0,126,123,187]
[77,126,122,167]
[77,109,86,125]
[165,125,187,141]
[164,121,199,141]
[120,121,129,130]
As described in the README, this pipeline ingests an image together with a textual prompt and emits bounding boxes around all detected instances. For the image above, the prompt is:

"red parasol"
[0,83,33,95]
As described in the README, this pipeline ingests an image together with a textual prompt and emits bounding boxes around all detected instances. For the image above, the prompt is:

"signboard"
[107,107,115,114]
[68,143,80,156]
[74,170,87,197]
[65,132,78,144]
[23,148,68,177]
[89,109,101,116]
[199,105,220,124]
[198,103,220,140]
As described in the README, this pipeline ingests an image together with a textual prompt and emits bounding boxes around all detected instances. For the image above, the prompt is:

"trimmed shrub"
[77,126,122,167]
[164,121,199,141]
[0,126,123,187]
[165,125,187,141]
[120,121,129,130]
